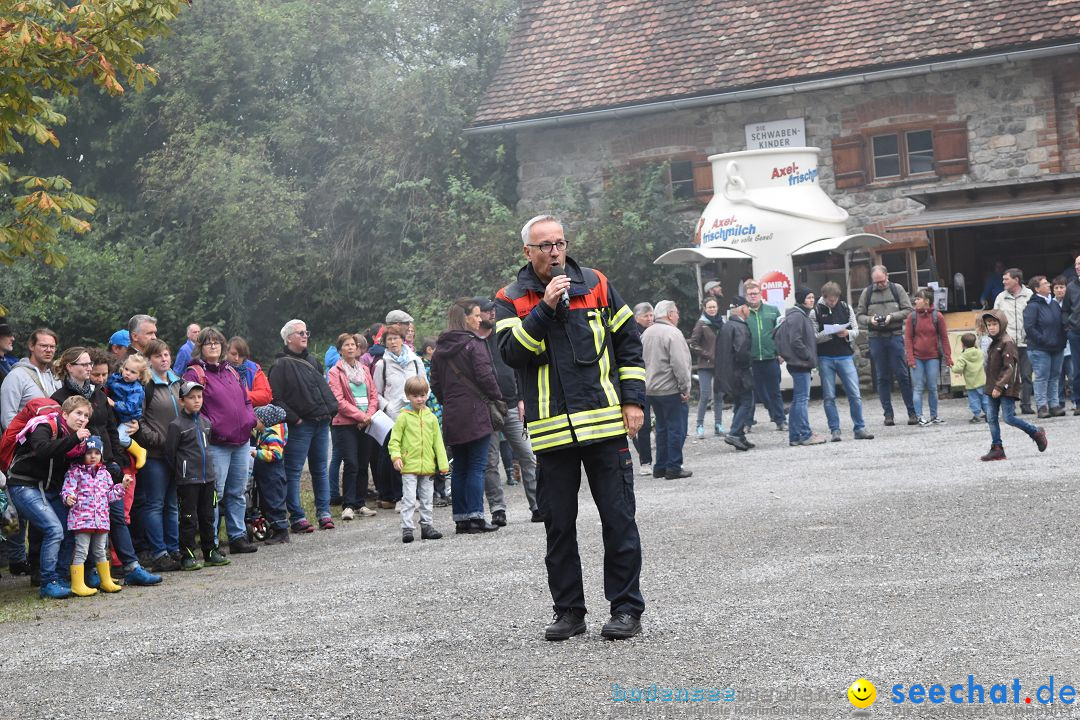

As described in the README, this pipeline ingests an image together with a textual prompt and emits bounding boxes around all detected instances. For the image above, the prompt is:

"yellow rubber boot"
[69,565,98,597]
[128,439,147,470]
[95,562,122,593]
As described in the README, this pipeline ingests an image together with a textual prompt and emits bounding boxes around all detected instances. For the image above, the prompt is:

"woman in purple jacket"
[430,299,503,534]
[183,327,258,554]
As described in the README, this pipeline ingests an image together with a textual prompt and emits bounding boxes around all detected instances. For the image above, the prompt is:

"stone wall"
[515,56,1080,234]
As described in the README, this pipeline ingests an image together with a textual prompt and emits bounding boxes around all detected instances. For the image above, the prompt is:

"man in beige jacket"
[641,300,692,479]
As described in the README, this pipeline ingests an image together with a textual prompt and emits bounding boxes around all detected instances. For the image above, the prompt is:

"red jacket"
[905,309,952,365]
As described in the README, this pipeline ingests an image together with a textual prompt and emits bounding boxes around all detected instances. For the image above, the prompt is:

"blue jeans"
[911,357,941,419]
[1060,353,1070,407]
[136,457,179,558]
[8,486,66,584]
[788,371,812,443]
[108,498,139,568]
[253,459,289,531]
[207,443,252,543]
[1028,348,1064,409]
[650,393,689,473]
[695,368,723,428]
[328,441,342,503]
[728,389,755,438]
[868,335,915,418]
[987,395,1038,446]
[631,398,652,465]
[751,359,786,424]
[284,418,332,523]
[450,437,489,521]
[1070,333,1080,407]
[1,521,27,565]
[818,355,866,432]
[967,388,987,418]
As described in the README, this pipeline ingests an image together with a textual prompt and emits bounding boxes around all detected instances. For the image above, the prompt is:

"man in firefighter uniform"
[495,214,646,641]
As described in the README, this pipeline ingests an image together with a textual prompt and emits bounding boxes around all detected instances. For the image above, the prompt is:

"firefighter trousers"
[536,435,645,617]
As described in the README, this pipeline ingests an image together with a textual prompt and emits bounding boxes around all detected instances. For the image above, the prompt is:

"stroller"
[244,467,269,542]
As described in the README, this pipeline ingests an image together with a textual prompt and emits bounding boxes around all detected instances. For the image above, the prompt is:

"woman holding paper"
[328,333,380,520]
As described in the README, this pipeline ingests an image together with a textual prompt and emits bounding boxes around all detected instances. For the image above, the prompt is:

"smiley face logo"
[848,678,877,708]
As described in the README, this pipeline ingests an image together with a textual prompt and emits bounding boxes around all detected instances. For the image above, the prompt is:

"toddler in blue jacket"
[106,353,150,467]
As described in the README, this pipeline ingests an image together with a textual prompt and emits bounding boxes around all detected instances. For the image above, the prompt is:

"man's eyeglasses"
[292,330,311,337]
[526,240,567,254]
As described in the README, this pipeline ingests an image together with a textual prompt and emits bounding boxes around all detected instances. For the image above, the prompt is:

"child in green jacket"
[953,333,988,422]
[388,376,448,543]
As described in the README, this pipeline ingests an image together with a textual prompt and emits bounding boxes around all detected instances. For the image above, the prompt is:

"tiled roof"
[473,0,1080,126]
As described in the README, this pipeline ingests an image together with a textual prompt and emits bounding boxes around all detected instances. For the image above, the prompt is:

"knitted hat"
[109,329,131,347]
[794,287,813,306]
[254,404,287,427]
[85,436,104,454]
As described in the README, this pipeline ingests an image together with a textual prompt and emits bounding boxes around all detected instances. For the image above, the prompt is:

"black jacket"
[714,316,753,396]
[1023,294,1066,352]
[495,257,645,454]
[1061,277,1080,334]
[164,411,216,486]
[51,384,123,479]
[268,348,338,425]
[7,421,81,491]
[484,331,520,404]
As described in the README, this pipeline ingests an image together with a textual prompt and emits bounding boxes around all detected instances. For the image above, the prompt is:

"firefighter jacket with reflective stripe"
[495,257,645,454]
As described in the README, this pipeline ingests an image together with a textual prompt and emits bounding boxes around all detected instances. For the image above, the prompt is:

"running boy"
[980,310,1048,460]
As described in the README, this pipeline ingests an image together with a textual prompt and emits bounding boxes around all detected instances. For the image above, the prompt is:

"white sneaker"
[638,463,652,476]
[357,507,377,517]
[341,507,355,521]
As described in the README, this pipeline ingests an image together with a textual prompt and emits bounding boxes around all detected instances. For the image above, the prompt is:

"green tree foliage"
[549,163,701,325]
[0,0,190,266]
[6,0,701,358]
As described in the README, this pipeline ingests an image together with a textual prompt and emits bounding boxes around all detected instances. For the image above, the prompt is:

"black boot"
[545,609,586,641]
[600,612,642,640]
[455,521,471,534]
[469,518,499,533]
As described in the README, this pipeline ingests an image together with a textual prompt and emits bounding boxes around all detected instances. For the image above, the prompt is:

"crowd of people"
[0,302,541,600]
[632,259,1080,474]
[0,217,1072,643]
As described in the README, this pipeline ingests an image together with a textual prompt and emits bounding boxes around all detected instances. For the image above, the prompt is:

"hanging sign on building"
[745,118,806,150]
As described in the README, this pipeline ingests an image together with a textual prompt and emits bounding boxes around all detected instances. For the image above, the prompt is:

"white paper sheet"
[365,410,395,446]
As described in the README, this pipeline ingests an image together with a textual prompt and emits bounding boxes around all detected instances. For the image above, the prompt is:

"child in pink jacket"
[62,436,130,596]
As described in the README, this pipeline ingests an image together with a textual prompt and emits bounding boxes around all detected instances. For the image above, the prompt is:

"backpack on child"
[0,398,62,473]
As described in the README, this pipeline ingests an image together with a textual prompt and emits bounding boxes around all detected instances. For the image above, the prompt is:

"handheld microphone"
[550,263,570,308]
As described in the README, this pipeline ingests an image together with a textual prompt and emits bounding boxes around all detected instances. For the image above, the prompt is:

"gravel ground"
[2,395,1078,719]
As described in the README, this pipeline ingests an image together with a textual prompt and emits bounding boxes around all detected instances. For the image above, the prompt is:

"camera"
[873,314,887,326]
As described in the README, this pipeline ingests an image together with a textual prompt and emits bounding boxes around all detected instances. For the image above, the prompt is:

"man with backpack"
[0,328,61,429]
[904,288,953,425]
[856,266,917,426]
[810,282,874,441]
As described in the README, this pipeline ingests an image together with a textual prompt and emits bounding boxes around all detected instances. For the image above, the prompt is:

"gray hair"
[633,302,654,317]
[128,314,157,334]
[280,319,306,343]
[870,264,889,278]
[520,214,561,246]
[654,300,678,318]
